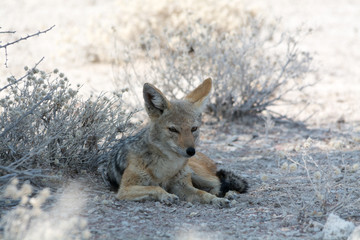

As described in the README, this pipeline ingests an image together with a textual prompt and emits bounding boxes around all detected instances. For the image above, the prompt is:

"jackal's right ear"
[143,83,171,119]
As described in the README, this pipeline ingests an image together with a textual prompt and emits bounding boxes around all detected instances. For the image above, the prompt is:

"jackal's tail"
[216,169,249,197]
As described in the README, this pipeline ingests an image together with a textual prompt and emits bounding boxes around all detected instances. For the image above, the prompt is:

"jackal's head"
[143,78,212,158]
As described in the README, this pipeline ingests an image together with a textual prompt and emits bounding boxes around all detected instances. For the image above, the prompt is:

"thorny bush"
[0,66,135,185]
[115,14,313,120]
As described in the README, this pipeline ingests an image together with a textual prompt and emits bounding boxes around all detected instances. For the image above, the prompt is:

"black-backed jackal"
[106,78,248,207]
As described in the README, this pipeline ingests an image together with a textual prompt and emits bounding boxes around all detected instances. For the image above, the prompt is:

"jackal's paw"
[159,193,179,205]
[224,190,238,200]
[211,197,231,208]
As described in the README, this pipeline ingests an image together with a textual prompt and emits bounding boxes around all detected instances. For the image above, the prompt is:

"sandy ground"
[1,0,360,239]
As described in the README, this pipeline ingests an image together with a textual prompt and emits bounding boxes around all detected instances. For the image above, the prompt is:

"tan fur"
[189,152,217,175]
[185,78,212,108]
[188,153,221,195]
[109,78,231,207]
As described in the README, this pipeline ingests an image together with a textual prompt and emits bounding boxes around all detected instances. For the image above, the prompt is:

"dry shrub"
[0,26,134,240]
[88,0,251,63]
[113,3,314,121]
[0,65,135,185]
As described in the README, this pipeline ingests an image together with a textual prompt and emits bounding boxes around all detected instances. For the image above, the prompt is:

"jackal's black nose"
[186,147,196,157]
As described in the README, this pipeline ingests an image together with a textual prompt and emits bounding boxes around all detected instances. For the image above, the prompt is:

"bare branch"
[0,25,55,49]
[0,31,16,34]
[0,166,57,184]
[0,25,55,67]
[0,57,44,92]
[0,27,16,34]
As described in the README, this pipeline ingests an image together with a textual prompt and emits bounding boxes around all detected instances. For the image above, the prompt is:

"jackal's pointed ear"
[185,78,212,111]
[143,83,171,119]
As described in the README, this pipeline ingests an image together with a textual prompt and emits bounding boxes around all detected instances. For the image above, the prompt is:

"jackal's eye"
[168,127,179,133]
[191,127,198,132]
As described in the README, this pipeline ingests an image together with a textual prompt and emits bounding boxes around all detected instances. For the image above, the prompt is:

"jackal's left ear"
[143,83,171,119]
[185,78,212,111]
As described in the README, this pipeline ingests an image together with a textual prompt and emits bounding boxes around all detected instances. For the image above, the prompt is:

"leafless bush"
[0,24,137,240]
[114,14,314,121]
[0,64,135,185]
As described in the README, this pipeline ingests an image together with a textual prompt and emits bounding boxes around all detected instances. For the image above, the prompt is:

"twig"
[0,57,44,92]
[6,136,55,169]
[329,202,344,213]
[0,25,55,49]
[0,25,55,67]
[0,27,16,34]
[0,31,16,34]
[0,173,17,182]
[0,166,57,183]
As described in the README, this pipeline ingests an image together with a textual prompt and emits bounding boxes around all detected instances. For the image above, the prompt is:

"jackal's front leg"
[117,185,179,204]
[170,168,230,207]
[118,165,179,204]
